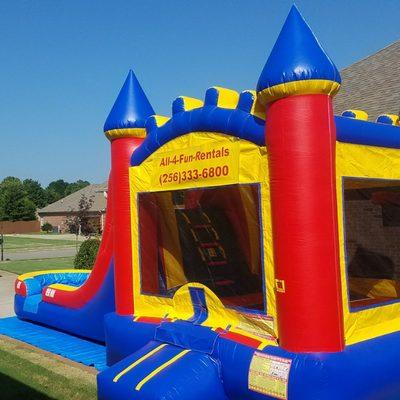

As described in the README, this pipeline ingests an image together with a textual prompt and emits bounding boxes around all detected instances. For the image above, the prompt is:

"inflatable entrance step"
[97,339,227,400]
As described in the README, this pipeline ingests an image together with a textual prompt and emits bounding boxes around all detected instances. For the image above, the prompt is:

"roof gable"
[38,183,107,214]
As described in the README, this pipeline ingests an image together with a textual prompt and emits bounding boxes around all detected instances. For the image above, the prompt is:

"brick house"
[38,183,107,233]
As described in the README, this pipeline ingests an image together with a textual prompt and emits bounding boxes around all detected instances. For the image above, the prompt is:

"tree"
[0,176,92,220]
[23,179,47,208]
[74,238,100,269]
[64,180,90,196]
[1,176,21,186]
[45,189,60,205]
[45,179,91,204]
[0,178,36,221]
[42,222,53,233]
[46,179,69,202]
[65,193,96,238]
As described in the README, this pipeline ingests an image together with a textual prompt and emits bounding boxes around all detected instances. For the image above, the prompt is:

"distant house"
[334,41,400,121]
[38,183,108,233]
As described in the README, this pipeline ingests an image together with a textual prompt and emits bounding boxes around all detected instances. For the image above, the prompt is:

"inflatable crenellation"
[342,109,369,121]
[237,90,265,120]
[145,115,170,132]
[204,86,240,109]
[376,113,400,126]
[172,96,204,114]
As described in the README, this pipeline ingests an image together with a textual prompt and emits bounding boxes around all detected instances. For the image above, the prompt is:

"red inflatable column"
[110,137,144,315]
[257,6,344,352]
[104,70,154,315]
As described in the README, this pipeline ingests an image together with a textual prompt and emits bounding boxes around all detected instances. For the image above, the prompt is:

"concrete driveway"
[0,270,16,317]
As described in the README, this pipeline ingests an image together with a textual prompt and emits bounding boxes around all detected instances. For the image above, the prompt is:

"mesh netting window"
[138,184,264,311]
[343,178,400,310]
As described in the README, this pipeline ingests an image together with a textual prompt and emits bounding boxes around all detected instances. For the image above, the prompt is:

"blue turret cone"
[104,70,155,133]
[257,5,341,101]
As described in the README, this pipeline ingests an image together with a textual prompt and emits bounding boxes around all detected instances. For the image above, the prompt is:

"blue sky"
[0,0,398,186]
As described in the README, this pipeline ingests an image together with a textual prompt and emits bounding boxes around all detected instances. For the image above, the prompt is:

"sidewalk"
[0,270,16,317]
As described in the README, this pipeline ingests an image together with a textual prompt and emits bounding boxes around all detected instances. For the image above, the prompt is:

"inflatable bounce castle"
[13,6,400,399]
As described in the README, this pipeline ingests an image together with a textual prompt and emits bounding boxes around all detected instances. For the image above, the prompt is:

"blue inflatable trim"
[130,106,400,166]
[103,70,155,132]
[187,287,209,324]
[23,272,89,296]
[0,316,107,371]
[335,115,400,148]
[131,105,265,165]
[257,5,341,94]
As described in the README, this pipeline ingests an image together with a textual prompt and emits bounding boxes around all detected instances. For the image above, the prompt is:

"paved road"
[0,270,16,317]
[3,247,78,261]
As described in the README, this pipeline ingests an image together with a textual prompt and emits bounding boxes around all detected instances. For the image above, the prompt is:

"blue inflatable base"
[0,316,107,371]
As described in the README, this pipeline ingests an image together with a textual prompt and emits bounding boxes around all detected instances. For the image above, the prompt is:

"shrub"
[74,238,100,270]
[41,222,53,233]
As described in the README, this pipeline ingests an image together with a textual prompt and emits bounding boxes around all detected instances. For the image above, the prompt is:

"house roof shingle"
[334,40,400,121]
[38,183,108,215]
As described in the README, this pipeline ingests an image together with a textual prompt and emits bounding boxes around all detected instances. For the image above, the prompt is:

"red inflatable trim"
[216,328,262,349]
[135,316,172,324]
[15,280,27,297]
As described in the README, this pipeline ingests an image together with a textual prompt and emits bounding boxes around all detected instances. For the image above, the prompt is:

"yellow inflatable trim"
[212,86,239,109]
[18,269,91,281]
[113,344,168,383]
[47,283,80,292]
[105,127,146,140]
[135,349,191,391]
[177,96,204,111]
[343,109,369,121]
[152,115,170,128]
[258,79,340,104]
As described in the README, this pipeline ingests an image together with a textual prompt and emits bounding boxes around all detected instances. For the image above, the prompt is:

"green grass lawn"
[4,236,77,252]
[0,336,97,400]
[0,257,75,275]
[3,236,77,252]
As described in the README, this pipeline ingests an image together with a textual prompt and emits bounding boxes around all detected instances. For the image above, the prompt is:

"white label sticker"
[248,352,292,399]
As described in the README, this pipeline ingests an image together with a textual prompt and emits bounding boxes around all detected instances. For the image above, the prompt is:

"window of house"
[138,184,265,312]
[343,177,400,310]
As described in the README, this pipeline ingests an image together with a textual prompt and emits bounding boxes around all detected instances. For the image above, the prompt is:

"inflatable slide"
[14,179,115,342]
